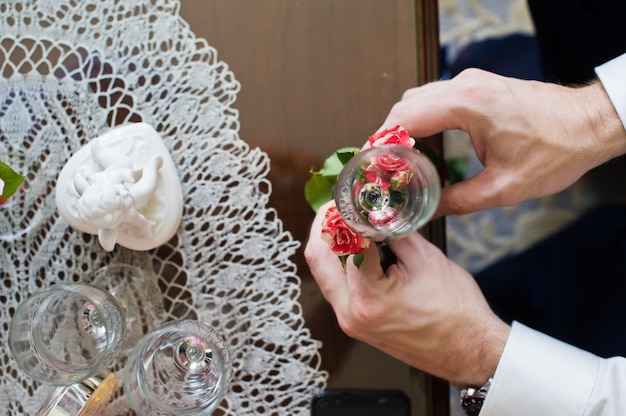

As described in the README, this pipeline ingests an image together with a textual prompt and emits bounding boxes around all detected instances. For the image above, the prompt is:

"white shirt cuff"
[480,321,599,415]
[595,53,626,129]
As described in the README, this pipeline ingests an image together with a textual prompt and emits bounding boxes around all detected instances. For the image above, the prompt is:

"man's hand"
[305,202,510,387]
[381,69,626,216]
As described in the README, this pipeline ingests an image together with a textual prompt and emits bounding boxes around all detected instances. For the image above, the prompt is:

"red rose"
[363,163,391,190]
[376,152,410,172]
[321,206,370,256]
[368,125,415,148]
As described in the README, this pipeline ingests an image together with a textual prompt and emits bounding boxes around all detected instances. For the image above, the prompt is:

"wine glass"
[8,283,126,386]
[192,294,250,375]
[334,145,441,241]
[123,320,232,416]
[88,263,166,353]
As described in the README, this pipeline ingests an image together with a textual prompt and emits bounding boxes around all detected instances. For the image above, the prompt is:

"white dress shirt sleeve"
[480,321,626,415]
[478,54,626,414]
[596,53,626,129]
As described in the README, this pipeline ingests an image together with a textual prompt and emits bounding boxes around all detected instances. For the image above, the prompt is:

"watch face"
[460,379,491,416]
[461,397,484,416]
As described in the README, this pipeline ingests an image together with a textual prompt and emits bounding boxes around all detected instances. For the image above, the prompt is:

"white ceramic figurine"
[56,123,183,251]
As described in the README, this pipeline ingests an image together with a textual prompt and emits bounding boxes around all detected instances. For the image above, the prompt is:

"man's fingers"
[377,76,478,139]
[386,231,431,271]
[304,202,349,308]
[436,168,518,217]
[382,102,462,140]
[344,242,385,290]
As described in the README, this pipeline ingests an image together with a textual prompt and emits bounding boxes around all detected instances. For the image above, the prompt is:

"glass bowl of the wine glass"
[334,145,441,241]
[8,283,125,386]
[0,146,52,241]
[88,263,166,353]
[124,320,232,416]
[192,293,250,374]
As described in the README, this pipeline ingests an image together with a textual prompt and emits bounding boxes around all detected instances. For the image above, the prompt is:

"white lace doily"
[0,1,327,415]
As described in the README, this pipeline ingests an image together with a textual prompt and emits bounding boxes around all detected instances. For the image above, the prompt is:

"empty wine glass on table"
[88,263,165,353]
[8,283,125,386]
[334,145,441,241]
[9,263,164,388]
[124,320,232,416]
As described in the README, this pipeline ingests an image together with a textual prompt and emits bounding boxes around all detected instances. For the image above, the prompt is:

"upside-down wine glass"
[9,263,164,384]
[88,262,166,353]
[8,283,126,386]
[334,144,441,241]
[124,319,232,416]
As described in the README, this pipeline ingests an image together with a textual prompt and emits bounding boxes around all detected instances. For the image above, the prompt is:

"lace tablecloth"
[0,1,327,414]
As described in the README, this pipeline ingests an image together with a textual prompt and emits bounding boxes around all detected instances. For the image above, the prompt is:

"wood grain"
[179,1,447,414]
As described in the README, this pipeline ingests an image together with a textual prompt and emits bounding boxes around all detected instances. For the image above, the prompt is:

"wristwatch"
[460,378,492,416]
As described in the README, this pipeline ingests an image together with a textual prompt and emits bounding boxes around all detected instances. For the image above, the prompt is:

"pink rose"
[376,152,410,172]
[321,206,370,256]
[368,125,415,148]
[363,163,391,190]
[389,169,413,189]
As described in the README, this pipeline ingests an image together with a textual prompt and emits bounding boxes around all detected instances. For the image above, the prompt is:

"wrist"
[583,81,626,164]
[450,317,510,388]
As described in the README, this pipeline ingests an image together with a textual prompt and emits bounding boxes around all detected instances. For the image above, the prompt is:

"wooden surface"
[414,0,451,414]
[179,1,447,415]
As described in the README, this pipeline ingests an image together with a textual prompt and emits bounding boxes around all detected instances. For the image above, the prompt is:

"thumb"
[436,168,514,216]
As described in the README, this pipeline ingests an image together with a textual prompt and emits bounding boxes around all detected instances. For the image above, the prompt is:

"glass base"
[124,320,231,416]
[89,263,165,354]
[335,145,441,241]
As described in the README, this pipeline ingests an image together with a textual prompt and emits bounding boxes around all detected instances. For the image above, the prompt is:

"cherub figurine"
[56,123,183,251]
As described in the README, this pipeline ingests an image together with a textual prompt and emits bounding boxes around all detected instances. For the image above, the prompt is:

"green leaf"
[316,147,360,178]
[353,253,365,268]
[446,159,466,185]
[0,161,25,201]
[306,147,360,213]
[389,189,406,206]
[304,175,335,213]
[336,147,360,165]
